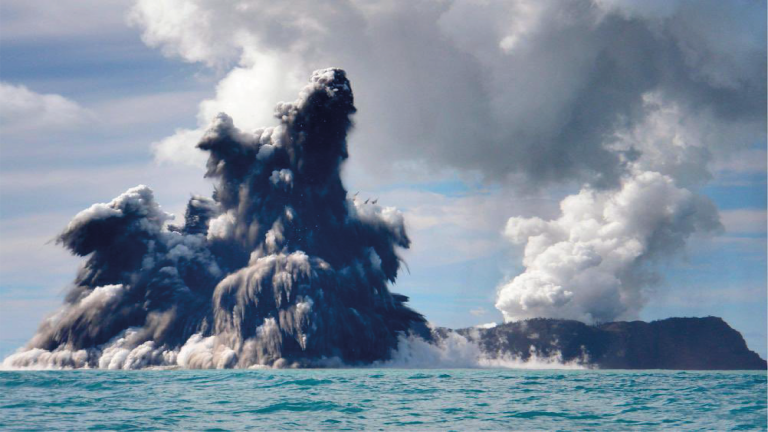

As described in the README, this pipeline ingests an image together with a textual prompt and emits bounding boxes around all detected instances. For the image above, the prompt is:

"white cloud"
[0,82,92,131]
[0,0,132,40]
[365,185,562,269]
[150,50,304,167]
[469,307,488,317]
[0,88,212,167]
[495,168,722,324]
[127,0,764,192]
[151,128,207,166]
[711,148,768,175]
[91,90,209,128]
[720,209,767,235]
[128,0,238,66]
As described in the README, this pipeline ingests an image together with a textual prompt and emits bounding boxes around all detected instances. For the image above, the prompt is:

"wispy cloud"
[470,307,488,317]
[712,148,767,175]
[0,82,92,131]
[721,209,767,235]
[0,0,132,40]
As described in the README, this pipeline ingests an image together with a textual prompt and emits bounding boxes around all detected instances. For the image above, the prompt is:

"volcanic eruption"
[4,68,429,369]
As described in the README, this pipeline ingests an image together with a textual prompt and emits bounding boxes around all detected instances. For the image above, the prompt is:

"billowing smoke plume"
[495,89,743,322]
[4,69,429,369]
[133,0,765,188]
[127,0,764,326]
[495,167,721,323]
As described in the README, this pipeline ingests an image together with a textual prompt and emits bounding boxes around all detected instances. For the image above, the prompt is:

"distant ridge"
[448,317,766,370]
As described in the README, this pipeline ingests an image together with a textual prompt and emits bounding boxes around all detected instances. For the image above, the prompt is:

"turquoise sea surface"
[1,369,765,430]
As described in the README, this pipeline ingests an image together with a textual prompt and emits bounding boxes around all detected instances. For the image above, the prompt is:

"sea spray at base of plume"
[378,330,587,370]
[3,327,587,370]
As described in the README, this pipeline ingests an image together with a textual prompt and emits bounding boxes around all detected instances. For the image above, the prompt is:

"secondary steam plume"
[495,166,721,324]
[4,69,428,369]
[495,92,736,324]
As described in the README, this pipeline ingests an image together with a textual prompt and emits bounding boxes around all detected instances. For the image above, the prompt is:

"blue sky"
[0,1,765,359]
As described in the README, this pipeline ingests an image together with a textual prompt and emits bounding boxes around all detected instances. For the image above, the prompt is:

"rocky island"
[447,316,766,370]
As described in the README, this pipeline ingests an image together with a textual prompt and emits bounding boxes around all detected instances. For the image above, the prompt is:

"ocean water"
[1,369,765,430]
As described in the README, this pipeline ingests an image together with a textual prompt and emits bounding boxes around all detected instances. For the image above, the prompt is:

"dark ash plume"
[4,68,429,369]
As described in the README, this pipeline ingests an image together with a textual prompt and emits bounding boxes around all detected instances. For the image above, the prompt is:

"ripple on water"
[239,400,344,414]
[0,370,764,430]
[282,378,334,387]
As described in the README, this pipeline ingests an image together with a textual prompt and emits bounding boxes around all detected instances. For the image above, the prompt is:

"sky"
[0,0,766,358]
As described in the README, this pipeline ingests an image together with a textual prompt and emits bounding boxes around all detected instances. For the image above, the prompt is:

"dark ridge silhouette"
[445,316,766,370]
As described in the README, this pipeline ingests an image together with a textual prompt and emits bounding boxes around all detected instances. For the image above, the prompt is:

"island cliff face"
[452,317,766,370]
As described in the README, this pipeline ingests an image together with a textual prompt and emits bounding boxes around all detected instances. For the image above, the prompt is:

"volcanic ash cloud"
[4,68,429,370]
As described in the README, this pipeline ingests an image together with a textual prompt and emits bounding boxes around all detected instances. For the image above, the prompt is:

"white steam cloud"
[496,167,721,323]
[129,0,765,187]
[495,81,750,323]
[126,0,764,324]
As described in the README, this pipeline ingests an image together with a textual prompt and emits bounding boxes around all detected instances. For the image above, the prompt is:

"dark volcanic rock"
[449,317,766,370]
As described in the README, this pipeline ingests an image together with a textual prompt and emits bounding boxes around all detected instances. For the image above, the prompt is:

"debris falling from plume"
[4,69,429,369]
